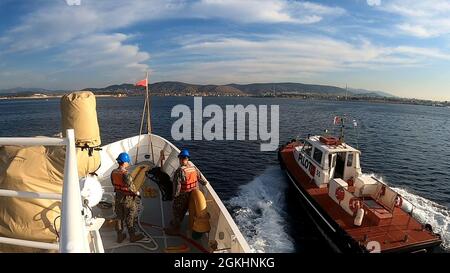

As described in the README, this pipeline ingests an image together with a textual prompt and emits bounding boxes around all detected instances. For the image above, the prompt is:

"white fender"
[80,175,104,207]
[354,208,365,226]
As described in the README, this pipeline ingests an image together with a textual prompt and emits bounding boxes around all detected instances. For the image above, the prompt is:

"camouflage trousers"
[170,192,191,229]
[115,192,139,233]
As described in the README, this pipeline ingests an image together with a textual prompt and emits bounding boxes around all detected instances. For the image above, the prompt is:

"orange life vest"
[111,167,134,195]
[180,165,198,193]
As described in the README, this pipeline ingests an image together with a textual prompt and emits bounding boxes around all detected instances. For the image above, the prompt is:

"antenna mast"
[345,84,348,100]
[339,115,346,142]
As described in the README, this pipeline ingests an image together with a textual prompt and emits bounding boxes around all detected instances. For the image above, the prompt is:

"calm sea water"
[1,96,449,252]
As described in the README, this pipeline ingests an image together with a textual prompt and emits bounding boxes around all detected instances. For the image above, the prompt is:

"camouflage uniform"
[169,162,208,229]
[111,166,139,234]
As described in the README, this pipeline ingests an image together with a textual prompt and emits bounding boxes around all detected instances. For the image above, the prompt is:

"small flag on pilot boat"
[333,116,341,125]
[135,78,148,87]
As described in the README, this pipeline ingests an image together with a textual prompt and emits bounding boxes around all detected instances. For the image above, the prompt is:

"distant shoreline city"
[0,81,448,108]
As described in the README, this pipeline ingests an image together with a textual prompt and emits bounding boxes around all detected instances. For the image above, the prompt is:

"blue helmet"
[178,149,190,158]
[116,152,131,164]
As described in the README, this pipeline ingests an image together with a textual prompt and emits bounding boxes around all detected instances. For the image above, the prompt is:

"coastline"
[0,94,124,100]
[1,93,448,108]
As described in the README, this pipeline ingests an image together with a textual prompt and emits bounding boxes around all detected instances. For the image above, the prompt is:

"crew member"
[111,152,145,243]
[165,149,207,235]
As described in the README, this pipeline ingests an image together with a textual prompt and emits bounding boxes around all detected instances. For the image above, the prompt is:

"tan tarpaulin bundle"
[61,91,101,147]
[0,91,102,252]
[0,145,65,252]
[61,91,101,178]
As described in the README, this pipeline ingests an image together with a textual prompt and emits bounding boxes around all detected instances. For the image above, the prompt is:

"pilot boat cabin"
[294,136,362,188]
[279,135,442,253]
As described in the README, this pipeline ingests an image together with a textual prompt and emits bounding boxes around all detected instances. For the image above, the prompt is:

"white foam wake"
[227,166,295,253]
[363,173,450,251]
[392,187,450,250]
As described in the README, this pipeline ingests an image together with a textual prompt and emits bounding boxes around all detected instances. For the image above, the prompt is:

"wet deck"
[281,143,441,252]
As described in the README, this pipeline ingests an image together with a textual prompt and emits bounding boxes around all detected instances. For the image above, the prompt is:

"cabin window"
[313,148,323,165]
[347,153,354,167]
[303,142,312,157]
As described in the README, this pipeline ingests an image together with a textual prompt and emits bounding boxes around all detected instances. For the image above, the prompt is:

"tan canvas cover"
[61,91,101,147]
[0,145,64,252]
[0,91,103,252]
[61,91,102,176]
[76,148,101,177]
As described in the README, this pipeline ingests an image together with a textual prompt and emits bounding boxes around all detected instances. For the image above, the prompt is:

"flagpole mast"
[339,115,345,142]
[135,96,147,164]
[145,71,155,164]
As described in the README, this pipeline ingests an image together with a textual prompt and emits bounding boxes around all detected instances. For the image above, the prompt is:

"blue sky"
[1,0,450,100]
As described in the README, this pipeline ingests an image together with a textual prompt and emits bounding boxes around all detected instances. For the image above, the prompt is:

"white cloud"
[367,0,381,6]
[1,0,345,53]
[394,46,450,60]
[65,0,81,6]
[61,34,149,69]
[397,24,434,38]
[151,35,449,84]
[0,33,150,89]
[0,0,347,88]
[186,0,345,24]
[378,0,450,38]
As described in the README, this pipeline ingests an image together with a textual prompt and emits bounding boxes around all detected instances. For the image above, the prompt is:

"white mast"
[145,71,155,163]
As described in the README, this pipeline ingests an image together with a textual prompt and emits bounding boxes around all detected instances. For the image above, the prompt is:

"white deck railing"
[0,129,90,253]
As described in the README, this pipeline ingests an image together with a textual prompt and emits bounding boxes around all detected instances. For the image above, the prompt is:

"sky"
[0,0,450,100]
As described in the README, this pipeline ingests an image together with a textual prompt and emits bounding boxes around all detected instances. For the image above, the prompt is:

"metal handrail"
[60,129,89,253]
[0,137,67,146]
[0,237,59,250]
[0,189,62,200]
[0,129,90,253]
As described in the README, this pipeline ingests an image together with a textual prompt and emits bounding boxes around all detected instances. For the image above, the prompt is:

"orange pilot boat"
[278,117,442,253]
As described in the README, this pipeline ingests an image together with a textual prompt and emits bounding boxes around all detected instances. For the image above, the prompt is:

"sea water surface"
[1,96,449,252]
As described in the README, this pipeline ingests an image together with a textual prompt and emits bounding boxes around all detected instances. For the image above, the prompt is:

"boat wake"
[392,187,450,251]
[363,173,450,251]
[227,166,295,253]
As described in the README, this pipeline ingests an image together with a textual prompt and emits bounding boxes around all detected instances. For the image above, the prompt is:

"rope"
[145,81,155,164]
[158,184,168,249]
[135,96,147,164]
[140,222,210,253]
[105,197,159,253]
[135,72,155,165]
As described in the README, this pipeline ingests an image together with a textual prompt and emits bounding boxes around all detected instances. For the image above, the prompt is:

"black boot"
[117,232,127,243]
[115,219,126,243]
[164,226,180,236]
[129,231,145,242]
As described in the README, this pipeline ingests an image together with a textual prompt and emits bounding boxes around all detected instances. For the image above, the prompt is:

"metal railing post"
[60,129,89,253]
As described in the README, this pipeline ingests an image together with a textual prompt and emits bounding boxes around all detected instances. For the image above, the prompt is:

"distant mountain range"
[0,81,395,98]
[0,87,53,94]
[348,88,396,98]
[83,81,395,97]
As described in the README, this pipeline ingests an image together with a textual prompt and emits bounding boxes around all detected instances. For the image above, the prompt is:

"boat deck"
[281,142,441,252]
[93,163,210,253]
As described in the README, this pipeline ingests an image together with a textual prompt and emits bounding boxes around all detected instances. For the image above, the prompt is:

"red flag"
[333,116,341,125]
[135,78,148,87]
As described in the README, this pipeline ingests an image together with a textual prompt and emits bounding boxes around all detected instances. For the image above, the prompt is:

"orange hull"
[279,141,442,253]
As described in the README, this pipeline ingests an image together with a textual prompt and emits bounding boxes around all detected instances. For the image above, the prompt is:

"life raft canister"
[181,165,198,193]
[335,187,345,202]
[111,168,135,195]
[349,197,362,214]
